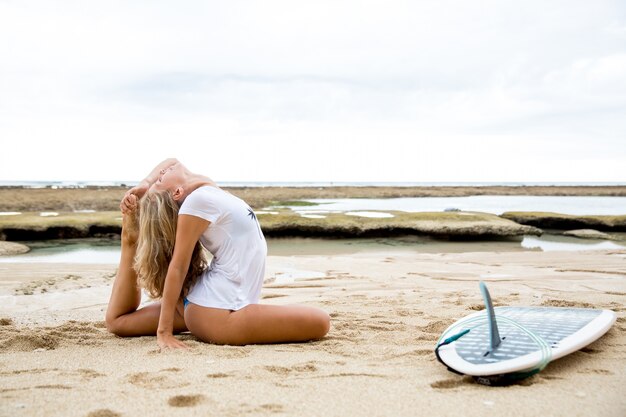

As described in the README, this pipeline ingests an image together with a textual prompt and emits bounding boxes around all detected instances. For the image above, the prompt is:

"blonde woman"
[105,159,330,349]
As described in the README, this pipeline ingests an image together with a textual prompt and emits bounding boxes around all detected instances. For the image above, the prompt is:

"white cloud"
[1,0,625,182]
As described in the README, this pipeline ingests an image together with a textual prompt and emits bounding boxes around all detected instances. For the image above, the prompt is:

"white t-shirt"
[179,185,267,311]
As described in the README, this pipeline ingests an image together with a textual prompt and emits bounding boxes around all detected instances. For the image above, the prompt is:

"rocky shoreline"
[1,209,625,243]
[1,186,625,242]
[0,210,544,241]
[501,211,626,232]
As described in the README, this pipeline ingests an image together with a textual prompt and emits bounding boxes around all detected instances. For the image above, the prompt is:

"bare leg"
[106,211,141,321]
[105,205,187,337]
[184,303,330,345]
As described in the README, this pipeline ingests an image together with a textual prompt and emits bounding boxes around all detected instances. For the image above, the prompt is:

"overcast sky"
[1,1,625,183]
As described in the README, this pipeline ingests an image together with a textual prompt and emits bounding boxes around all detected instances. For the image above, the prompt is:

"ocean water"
[1,181,625,188]
[277,196,626,216]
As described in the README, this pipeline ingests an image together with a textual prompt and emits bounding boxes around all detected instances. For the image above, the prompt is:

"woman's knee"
[306,308,331,339]
[104,315,128,337]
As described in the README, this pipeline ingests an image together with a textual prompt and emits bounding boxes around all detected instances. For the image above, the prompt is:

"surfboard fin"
[479,281,501,352]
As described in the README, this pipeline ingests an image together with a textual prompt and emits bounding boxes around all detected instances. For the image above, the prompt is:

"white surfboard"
[436,283,616,385]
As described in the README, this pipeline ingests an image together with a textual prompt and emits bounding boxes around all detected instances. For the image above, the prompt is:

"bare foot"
[121,195,139,245]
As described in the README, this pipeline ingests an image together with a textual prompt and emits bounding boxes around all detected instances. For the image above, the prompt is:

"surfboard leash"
[434,314,553,386]
[434,328,471,375]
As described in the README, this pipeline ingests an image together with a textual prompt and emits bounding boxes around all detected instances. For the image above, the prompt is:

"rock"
[260,210,543,239]
[563,229,613,240]
[1,210,543,241]
[0,241,30,256]
[501,212,626,232]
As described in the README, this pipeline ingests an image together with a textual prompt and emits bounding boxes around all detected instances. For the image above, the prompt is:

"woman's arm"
[157,214,210,349]
[120,158,180,214]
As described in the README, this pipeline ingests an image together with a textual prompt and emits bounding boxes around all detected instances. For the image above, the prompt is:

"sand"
[0,249,625,417]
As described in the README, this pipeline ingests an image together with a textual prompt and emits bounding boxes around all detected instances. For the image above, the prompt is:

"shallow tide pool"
[276,196,626,216]
[0,235,624,264]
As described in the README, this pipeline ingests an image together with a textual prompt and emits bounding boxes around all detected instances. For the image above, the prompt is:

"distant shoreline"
[2,185,626,242]
[1,181,625,189]
[2,185,626,213]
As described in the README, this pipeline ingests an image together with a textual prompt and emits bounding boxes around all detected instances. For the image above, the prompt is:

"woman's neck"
[184,174,217,194]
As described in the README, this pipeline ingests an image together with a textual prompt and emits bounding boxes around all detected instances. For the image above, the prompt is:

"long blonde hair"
[134,191,207,299]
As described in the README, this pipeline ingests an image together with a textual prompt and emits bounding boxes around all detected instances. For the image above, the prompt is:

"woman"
[105,158,330,349]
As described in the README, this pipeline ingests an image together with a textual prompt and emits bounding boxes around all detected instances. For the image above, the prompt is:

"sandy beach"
[1,248,625,417]
[3,0,625,414]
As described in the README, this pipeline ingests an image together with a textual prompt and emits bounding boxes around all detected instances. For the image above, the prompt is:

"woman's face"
[150,162,185,194]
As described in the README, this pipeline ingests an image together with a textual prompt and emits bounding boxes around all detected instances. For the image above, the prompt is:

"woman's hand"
[157,331,189,350]
[120,182,149,214]
[119,192,139,215]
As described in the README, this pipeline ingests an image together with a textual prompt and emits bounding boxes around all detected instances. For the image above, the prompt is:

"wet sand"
[1,249,625,416]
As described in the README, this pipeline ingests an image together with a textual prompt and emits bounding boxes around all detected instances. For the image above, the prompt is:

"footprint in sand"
[384,348,432,361]
[264,362,318,375]
[236,403,286,414]
[127,369,190,389]
[417,320,454,335]
[168,394,206,407]
[214,345,252,359]
[325,270,352,276]
[364,321,406,332]
[261,293,288,299]
[14,275,69,295]
[258,403,285,413]
[2,384,71,394]
[395,308,422,317]
[207,372,232,378]
[0,368,104,394]
[86,410,121,417]
[308,372,388,379]
[577,368,614,375]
